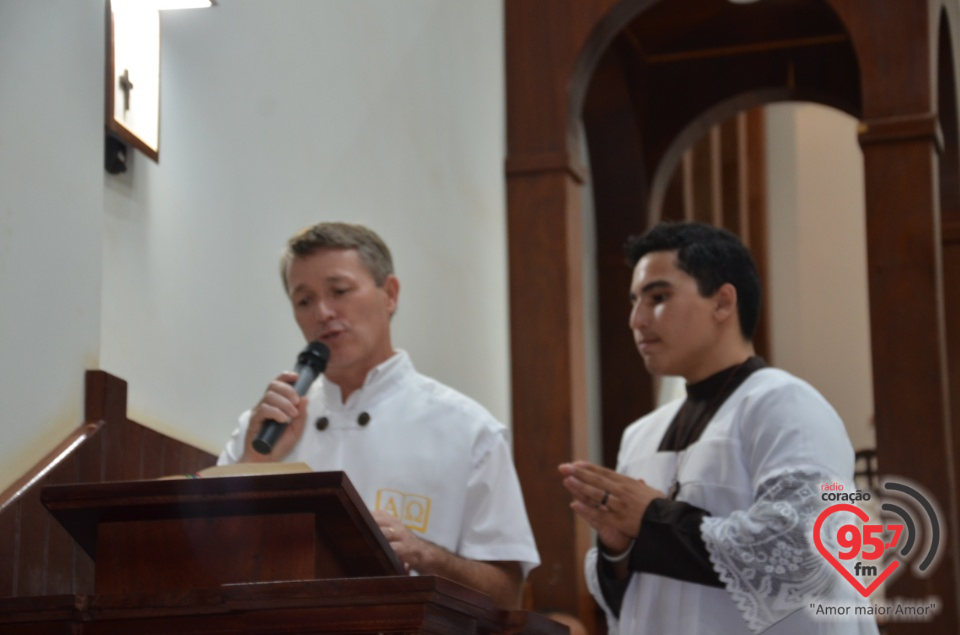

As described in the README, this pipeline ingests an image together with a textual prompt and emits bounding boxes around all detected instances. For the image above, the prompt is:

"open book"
[160,462,312,479]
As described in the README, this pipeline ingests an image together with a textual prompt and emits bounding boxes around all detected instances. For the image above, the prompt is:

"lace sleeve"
[701,469,842,634]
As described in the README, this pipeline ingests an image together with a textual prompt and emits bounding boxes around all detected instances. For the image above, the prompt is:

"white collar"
[321,349,411,410]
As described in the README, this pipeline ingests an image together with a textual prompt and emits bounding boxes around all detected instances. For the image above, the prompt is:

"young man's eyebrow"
[640,280,672,295]
[630,279,672,301]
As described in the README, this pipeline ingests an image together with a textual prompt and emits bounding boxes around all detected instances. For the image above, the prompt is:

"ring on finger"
[600,491,610,507]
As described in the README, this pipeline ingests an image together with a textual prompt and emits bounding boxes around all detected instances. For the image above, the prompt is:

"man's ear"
[713,283,738,324]
[384,274,400,315]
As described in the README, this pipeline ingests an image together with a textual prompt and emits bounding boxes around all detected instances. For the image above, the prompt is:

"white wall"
[766,103,876,452]
[0,0,105,490]
[0,0,509,491]
[100,0,509,455]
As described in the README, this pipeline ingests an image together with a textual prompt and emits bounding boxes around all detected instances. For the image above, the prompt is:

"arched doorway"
[506,1,959,632]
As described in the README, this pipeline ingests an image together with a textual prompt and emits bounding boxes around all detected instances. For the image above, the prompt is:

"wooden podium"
[0,471,564,634]
[41,470,405,594]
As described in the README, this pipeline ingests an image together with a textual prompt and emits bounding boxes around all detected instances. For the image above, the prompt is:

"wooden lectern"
[0,376,568,635]
[2,470,564,634]
[40,471,404,594]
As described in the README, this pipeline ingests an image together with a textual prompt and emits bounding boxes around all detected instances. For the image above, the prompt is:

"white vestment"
[220,351,540,575]
[587,368,879,634]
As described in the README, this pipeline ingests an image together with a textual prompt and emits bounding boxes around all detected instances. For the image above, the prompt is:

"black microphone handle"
[251,419,288,455]
[251,364,322,455]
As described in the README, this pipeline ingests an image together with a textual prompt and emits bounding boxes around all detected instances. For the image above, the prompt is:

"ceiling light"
[113,0,215,11]
[153,0,215,9]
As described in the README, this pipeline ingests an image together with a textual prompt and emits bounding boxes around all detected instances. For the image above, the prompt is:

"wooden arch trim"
[647,86,859,217]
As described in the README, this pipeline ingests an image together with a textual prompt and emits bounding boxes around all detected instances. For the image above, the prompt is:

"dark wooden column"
[506,164,593,618]
[859,113,958,634]
[944,211,960,619]
[504,0,622,625]
[835,2,960,630]
[858,114,959,633]
[938,14,960,629]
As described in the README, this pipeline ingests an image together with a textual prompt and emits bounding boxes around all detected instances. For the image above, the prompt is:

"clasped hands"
[559,461,665,555]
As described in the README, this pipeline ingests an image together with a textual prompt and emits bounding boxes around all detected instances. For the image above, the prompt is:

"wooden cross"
[118,69,134,113]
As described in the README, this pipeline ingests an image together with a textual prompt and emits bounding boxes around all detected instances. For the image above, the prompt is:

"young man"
[560,222,878,633]
[219,222,539,609]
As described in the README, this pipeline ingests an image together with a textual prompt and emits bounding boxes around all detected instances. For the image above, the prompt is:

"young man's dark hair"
[626,222,762,341]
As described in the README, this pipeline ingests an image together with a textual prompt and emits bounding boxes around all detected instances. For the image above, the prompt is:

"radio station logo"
[810,476,944,622]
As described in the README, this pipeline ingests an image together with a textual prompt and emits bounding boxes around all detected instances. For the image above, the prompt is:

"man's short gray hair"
[280,222,394,292]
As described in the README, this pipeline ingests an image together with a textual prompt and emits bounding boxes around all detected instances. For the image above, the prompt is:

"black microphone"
[252,341,330,455]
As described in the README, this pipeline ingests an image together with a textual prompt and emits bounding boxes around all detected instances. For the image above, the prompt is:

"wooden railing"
[0,371,216,597]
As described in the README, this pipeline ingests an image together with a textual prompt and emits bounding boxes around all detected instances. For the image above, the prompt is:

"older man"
[219,222,538,608]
